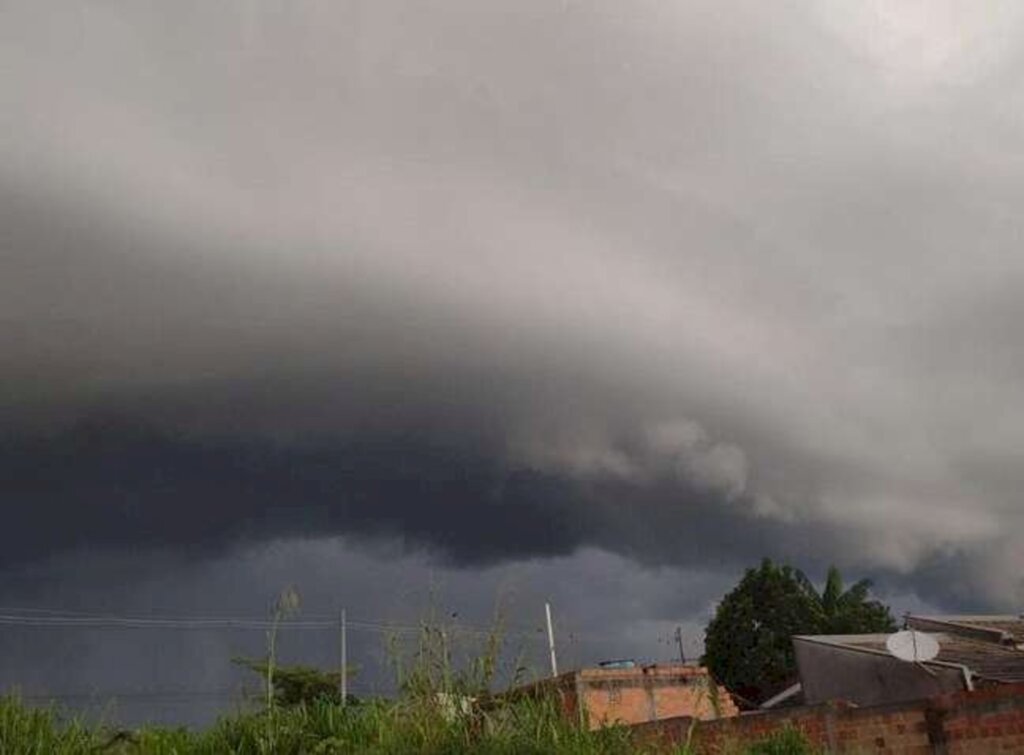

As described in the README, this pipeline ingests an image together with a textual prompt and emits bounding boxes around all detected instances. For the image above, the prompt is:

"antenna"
[674,626,686,665]
[886,629,939,663]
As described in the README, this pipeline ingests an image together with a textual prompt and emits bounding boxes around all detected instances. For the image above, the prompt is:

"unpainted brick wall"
[633,681,1024,754]
[938,685,1024,754]
[692,703,930,755]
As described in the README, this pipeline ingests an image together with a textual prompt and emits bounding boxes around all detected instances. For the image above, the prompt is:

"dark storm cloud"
[4,0,1024,613]
[1,415,842,573]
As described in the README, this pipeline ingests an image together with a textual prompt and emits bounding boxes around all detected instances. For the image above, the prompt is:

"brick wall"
[633,682,1024,754]
[936,685,1024,754]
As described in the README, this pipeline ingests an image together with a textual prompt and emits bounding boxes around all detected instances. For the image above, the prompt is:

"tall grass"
[0,693,648,754]
[0,698,96,754]
[0,689,817,754]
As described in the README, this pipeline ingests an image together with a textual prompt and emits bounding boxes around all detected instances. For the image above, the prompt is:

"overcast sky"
[3,0,1024,723]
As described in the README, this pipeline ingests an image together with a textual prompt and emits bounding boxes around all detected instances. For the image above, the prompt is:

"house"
[907,614,1024,649]
[792,614,1024,707]
[503,663,738,729]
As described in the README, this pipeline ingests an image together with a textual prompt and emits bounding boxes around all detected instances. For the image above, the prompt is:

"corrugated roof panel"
[797,631,1024,684]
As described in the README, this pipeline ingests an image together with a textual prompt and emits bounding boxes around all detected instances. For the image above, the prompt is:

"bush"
[743,726,818,755]
[234,658,357,707]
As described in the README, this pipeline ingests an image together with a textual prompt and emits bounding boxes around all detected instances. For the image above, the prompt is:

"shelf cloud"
[4,0,1024,623]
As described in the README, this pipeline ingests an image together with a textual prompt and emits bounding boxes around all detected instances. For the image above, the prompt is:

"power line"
[0,608,550,638]
[0,614,334,630]
[0,607,573,716]
[16,690,243,702]
[12,685,379,702]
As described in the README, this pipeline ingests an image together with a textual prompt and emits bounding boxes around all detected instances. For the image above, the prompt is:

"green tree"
[802,565,896,635]
[234,658,359,707]
[702,559,895,705]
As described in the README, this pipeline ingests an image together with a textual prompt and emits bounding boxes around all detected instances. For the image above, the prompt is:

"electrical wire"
[13,686,378,702]
[0,607,550,638]
[0,609,573,707]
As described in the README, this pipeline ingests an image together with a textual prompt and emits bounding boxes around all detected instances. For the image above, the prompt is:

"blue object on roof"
[597,659,636,669]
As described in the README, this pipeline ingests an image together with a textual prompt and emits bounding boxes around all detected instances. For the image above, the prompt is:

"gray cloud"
[3,0,1024,677]
[1,415,848,574]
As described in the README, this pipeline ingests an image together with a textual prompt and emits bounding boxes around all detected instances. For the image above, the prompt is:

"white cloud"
[511,419,750,503]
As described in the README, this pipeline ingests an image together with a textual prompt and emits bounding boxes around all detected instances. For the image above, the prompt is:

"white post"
[340,608,347,705]
[545,602,558,677]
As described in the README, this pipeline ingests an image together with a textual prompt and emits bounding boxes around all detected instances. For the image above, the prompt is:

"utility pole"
[545,602,558,677]
[674,626,686,665]
[339,608,347,706]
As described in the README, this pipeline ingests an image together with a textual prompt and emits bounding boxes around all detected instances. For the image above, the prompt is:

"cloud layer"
[4,0,1024,615]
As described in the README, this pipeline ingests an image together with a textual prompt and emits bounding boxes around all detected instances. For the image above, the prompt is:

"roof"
[576,664,715,683]
[510,663,716,693]
[760,683,803,710]
[794,632,1024,685]
[907,615,1024,646]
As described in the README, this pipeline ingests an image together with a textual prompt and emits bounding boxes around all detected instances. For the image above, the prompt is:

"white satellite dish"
[886,630,940,663]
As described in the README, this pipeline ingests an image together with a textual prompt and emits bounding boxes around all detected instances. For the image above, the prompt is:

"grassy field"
[0,693,816,755]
